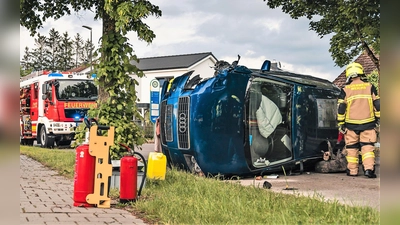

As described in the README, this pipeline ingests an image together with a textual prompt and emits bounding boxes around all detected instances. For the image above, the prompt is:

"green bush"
[366,69,380,94]
[143,123,154,139]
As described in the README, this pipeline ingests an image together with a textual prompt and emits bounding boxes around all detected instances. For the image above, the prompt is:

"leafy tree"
[32,34,48,71]
[21,47,31,66]
[263,0,380,71]
[73,33,85,67]
[21,0,162,159]
[46,28,61,71]
[21,47,33,76]
[20,65,32,77]
[20,66,25,77]
[366,70,379,94]
[57,32,75,71]
[81,39,94,66]
[21,30,92,72]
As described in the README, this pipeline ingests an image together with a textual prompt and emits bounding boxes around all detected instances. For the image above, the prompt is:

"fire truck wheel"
[40,126,55,148]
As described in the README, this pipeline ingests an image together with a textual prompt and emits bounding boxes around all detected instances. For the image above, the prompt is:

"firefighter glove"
[338,124,346,134]
[375,118,380,128]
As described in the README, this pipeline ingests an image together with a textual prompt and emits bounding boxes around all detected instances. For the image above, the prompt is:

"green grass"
[20,145,76,179]
[133,169,379,224]
[20,145,379,224]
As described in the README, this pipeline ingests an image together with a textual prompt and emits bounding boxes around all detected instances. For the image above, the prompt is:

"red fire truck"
[20,70,98,148]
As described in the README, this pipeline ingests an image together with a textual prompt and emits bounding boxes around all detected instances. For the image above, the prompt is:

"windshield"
[55,79,98,101]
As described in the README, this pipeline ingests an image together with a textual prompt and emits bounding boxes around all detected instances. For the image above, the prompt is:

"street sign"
[150,79,160,123]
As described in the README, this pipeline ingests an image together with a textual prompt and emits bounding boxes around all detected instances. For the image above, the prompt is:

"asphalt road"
[239,157,380,210]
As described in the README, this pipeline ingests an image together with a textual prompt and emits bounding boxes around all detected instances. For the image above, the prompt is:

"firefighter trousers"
[344,129,377,175]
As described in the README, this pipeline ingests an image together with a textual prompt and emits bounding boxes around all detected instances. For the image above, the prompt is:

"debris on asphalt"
[264,174,279,179]
[263,181,272,189]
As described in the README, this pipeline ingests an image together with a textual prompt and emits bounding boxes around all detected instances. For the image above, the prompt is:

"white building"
[130,52,218,104]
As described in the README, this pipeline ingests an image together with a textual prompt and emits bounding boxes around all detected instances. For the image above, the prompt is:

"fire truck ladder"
[20,70,52,82]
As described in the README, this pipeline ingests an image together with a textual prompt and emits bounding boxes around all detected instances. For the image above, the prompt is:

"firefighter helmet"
[346,62,364,78]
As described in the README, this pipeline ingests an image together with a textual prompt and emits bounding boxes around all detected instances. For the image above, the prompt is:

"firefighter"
[337,62,380,178]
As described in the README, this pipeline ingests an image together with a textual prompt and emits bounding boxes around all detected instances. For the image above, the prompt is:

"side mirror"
[42,94,47,100]
[261,60,271,72]
[42,83,47,94]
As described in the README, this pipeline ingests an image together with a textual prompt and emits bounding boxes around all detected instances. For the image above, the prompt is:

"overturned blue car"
[158,57,342,177]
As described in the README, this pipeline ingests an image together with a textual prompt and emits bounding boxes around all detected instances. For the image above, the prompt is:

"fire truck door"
[38,82,47,117]
[30,83,39,121]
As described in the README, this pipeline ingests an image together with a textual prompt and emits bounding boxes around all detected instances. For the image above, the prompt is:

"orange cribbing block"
[86,125,114,208]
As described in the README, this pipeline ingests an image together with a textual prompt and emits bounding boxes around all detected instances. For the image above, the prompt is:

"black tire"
[26,139,34,146]
[55,138,61,147]
[57,140,72,146]
[40,126,54,148]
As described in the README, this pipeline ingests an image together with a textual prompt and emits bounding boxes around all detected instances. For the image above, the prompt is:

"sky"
[19,0,345,82]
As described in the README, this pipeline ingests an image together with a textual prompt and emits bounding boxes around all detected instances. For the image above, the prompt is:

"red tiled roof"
[332,51,379,88]
[66,65,89,73]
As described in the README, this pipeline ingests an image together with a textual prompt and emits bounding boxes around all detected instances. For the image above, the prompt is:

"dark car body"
[159,60,340,177]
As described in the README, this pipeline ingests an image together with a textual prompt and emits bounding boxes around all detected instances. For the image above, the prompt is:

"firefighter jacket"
[337,78,380,131]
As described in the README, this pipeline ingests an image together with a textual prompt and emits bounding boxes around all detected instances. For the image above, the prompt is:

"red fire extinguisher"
[120,153,138,203]
[119,144,147,203]
[73,118,96,207]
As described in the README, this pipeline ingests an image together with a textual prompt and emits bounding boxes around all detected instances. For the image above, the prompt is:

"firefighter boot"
[360,130,377,178]
[364,169,376,178]
[346,169,358,177]
[363,165,377,178]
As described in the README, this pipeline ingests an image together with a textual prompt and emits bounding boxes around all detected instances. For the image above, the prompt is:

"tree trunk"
[354,24,380,72]
[98,10,115,104]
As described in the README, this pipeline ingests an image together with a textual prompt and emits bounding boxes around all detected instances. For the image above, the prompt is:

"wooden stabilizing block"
[86,125,115,208]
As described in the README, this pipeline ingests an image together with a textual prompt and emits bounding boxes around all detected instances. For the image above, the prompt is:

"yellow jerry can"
[146,152,167,180]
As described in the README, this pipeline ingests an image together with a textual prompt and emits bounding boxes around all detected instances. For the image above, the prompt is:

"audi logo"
[178,113,187,133]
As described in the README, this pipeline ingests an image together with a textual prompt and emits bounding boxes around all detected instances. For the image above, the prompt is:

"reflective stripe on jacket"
[342,80,375,124]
